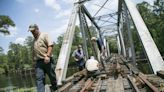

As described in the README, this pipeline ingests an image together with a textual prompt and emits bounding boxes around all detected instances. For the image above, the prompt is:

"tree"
[52,26,82,66]
[7,42,32,70]
[0,47,4,54]
[137,1,164,56]
[0,15,15,35]
[0,46,8,74]
[24,36,33,66]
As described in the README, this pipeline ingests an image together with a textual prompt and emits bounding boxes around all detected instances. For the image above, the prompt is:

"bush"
[0,67,4,74]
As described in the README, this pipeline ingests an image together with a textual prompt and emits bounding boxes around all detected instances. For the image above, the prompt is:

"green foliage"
[13,87,37,92]
[0,46,4,54]
[136,0,164,56]
[106,37,118,53]
[0,48,8,74]
[0,15,15,35]
[5,38,33,71]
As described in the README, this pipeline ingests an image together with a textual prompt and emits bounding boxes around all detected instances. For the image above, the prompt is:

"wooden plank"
[58,82,72,92]
[86,79,95,91]
[138,73,159,92]
[147,74,163,87]
[69,79,85,92]
[127,75,140,92]
[106,76,124,92]
[107,78,116,92]
[123,78,131,89]
[157,71,164,79]
[101,79,108,91]
[94,78,102,92]
[116,77,124,92]
[80,79,92,92]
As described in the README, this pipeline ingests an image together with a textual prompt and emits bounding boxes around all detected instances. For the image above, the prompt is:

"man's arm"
[44,45,53,64]
[72,50,79,61]
[74,57,79,61]
[44,33,53,63]
[46,45,53,57]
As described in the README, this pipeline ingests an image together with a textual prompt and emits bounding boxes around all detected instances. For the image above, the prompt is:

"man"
[91,37,107,71]
[85,56,100,78]
[91,37,105,58]
[28,24,57,92]
[72,45,85,71]
[91,37,105,54]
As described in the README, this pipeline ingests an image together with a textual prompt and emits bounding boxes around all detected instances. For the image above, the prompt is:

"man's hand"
[44,56,50,64]
[74,58,79,61]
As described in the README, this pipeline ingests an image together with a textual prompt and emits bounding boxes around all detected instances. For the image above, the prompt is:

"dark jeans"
[76,59,85,71]
[35,58,57,92]
[87,70,100,78]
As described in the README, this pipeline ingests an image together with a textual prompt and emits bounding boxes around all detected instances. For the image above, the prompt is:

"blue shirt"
[72,49,84,60]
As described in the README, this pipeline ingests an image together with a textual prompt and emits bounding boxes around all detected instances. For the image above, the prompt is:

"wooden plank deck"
[45,54,164,92]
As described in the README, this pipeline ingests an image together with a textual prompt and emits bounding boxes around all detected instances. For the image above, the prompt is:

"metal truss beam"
[79,6,89,60]
[81,5,101,33]
[123,4,136,65]
[117,0,126,57]
[123,0,164,73]
[55,1,79,85]
[94,12,118,20]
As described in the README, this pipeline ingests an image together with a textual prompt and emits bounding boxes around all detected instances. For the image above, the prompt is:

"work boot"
[50,86,58,92]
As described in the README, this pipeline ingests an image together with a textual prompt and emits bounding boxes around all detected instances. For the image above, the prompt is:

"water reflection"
[0,73,36,92]
[0,68,77,92]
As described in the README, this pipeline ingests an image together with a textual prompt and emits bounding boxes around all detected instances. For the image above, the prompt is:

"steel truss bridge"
[46,0,164,92]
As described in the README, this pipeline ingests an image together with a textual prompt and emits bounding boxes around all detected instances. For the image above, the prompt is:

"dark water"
[0,73,36,92]
[0,63,150,92]
[0,68,77,92]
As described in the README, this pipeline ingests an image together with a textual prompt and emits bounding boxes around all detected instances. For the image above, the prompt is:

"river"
[0,68,78,92]
[0,62,150,92]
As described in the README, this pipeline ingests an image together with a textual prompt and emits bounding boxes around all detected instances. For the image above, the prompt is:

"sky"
[0,0,154,53]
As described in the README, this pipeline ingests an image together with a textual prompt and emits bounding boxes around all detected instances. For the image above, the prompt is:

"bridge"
[49,0,164,92]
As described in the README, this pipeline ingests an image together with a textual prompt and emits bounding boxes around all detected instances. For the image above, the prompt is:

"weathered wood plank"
[106,76,124,92]
[127,75,140,92]
[157,71,164,79]
[93,78,102,92]
[138,73,159,92]
[58,82,72,92]
[69,79,85,92]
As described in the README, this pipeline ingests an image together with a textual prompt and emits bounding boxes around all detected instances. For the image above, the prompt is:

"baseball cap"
[78,45,82,48]
[91,37,97,41]
[28,24,38,32]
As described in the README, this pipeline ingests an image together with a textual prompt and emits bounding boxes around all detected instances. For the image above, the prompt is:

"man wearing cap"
[91,37,105,57]
[28,24,57,92]
[72,45,85,71]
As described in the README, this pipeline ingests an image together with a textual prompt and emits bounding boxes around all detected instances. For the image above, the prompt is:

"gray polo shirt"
[33,33,53,60]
